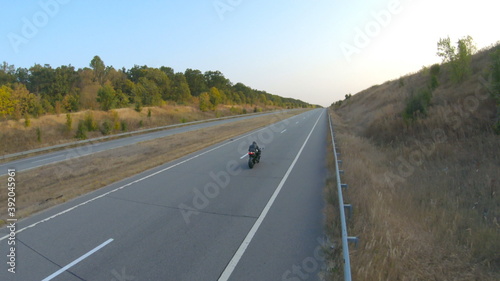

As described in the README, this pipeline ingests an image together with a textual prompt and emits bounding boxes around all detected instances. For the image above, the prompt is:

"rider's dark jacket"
[248,143,260,153]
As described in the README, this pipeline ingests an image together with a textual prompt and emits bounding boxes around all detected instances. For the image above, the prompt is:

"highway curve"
[0,108,329,281]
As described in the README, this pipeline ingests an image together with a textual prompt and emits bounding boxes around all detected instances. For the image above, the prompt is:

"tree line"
[0,55,311,119]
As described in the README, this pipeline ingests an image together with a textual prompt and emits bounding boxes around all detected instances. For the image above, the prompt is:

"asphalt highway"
[0,108,329,281]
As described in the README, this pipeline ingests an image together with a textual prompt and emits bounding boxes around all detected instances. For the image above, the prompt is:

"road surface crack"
[106,195,258,220]
[17,238,86,280]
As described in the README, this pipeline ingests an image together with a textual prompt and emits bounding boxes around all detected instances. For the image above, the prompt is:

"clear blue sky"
[1,0,498,106]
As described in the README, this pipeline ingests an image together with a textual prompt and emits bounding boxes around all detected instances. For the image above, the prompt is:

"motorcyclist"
[248,141,261,162]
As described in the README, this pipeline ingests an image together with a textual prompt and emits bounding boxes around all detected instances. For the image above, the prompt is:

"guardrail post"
[348,237,359,249]
[344,204,352,219]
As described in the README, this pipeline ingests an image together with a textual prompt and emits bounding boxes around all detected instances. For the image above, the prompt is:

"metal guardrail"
[0,110,289,160]
[328,112,357,281]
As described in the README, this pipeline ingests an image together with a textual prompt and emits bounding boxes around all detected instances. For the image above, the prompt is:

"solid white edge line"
[0,112,303,241]
[217,110,323,281]
[41,238,114,281]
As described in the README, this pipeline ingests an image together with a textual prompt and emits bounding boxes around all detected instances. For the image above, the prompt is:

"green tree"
[90,55,106,85]
[108,68,133,101]
[28,64,55,97]
[0,85,15,118]
[127,65,148,83]
[97,84,117,111]
[62,93,80,112]
[0,62,16,85]
[184,68,208,96]
[208,87,223,107]
[437,35,477,83]
[12,83,37,118]
[171,73,192,103]
[144,68,171,101]
[160,66,175,79]
[199,92,212,111]
[52,65,78,98]
[15,67,29,85]
[204,71,231,92]
[258,93,267,104]
[132,77,162,106]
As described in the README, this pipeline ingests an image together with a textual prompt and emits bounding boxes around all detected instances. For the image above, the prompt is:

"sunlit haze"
[1,0,498,107]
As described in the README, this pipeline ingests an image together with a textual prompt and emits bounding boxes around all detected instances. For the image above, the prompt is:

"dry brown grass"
[0,110,307,224]
[0,104,280,156]
[322,126,345,280]
[326,46,499,280]
[328,110,499,280]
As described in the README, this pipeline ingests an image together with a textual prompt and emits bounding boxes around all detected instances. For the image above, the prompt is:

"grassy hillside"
[327,44,499,280]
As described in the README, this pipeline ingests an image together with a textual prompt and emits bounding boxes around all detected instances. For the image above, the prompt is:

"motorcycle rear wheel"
[248,158,254,169]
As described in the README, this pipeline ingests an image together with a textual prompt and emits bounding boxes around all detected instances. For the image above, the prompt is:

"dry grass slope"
[0,104,275,156]
[327,45,499,280]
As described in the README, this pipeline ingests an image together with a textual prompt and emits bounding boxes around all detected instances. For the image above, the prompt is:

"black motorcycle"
[248,149,261,169]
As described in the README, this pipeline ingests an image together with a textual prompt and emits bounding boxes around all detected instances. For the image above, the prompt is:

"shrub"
[398,77,405,88]
[430,63,440,76]
[121,120,128,131]
[199,92,211,112]
[437,36,477,83]
[36,127,42,142]
[111,110,120,130]
[138,120,143,127]
[24,114,30,127]
[403,88,432,121]
[100,120,111,135]
[429,64,440,90]
[147,108,152,118]
[75,121,87,139]
[430,75,439,90]
[84,112,98,131]
[134,102,142,113]
[230,106,240,114]
[65,113,72,132]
